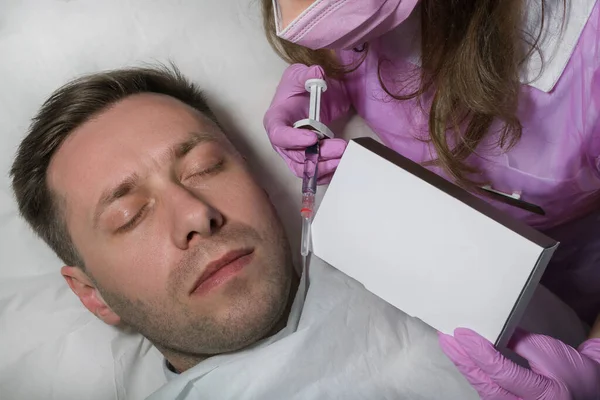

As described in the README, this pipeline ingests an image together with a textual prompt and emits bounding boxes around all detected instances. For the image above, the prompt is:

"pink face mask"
[274,0,419,50]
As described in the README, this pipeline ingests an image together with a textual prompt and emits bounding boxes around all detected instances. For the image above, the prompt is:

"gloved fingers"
[278,148,310,165]
[281,64,326,95]
[438,332,519,400]
[455,328,555,399]
[270,64,327,104]
[508,328,564,377]
[269,126,319,150]
[317,158,341,178]
[317,172,334,185]
[278,149,341,179]
[508,328,585,379]
[275,137,346,161]
[288,161,305,179]
[318,138,347,160]
[286,160,338,186]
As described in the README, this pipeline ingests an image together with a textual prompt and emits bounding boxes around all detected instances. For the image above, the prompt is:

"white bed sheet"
[0,1,587,399]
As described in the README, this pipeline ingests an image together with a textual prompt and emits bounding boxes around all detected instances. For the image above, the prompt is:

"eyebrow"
[92,132,217,228]
[171,132,216,159]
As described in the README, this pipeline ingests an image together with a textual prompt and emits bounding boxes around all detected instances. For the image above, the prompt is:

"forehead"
[48,94,225,213]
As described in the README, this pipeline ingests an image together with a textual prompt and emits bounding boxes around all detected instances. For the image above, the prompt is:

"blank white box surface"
[312,139,557,345]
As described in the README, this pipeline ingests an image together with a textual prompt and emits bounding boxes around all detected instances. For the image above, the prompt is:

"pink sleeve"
[275,0,419,50]
[589,65,600,166]
[586,6,600,163]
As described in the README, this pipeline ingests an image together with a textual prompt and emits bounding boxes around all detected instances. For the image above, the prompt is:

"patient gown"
[148,255,478,399]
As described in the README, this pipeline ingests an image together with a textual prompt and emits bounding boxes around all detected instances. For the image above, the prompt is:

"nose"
[168,184,224,250]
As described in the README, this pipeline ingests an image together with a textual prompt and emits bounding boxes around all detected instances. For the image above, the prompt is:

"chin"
[218,277,290,350]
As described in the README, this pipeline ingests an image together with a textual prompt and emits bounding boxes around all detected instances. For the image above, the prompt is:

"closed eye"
[116,204,148,233]
[115,160,225,233]
[186,159,225,180]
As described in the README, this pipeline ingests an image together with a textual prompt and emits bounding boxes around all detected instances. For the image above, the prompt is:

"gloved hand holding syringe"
[293,78,335,256]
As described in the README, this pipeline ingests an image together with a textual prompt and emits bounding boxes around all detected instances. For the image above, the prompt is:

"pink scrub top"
[273,0,600,324]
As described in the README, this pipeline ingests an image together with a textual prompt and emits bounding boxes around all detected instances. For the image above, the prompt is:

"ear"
[61,266,121,326]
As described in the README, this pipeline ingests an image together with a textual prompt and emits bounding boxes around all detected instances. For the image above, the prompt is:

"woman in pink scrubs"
[262,0,600,397]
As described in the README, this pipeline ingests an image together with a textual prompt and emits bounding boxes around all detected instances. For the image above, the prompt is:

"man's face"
[49,93,293,359]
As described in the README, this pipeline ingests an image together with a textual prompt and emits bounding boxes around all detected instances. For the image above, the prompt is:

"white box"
[311,138,558,348]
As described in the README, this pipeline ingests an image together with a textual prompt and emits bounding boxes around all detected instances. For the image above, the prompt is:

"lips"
[189,248,254,295]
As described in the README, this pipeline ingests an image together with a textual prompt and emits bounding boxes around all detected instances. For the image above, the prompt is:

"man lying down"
[10,65,479,399]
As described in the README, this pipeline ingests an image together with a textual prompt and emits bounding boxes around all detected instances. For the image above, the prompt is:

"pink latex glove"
[438,328,600,399]
[263,63,351,184]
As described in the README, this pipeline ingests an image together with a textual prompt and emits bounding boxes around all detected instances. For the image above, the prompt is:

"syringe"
[300,143,319,256]
[296,78,329,257]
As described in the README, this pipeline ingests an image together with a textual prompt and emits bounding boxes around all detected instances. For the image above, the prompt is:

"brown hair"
[10,65,218,268]
[262,0,561,187]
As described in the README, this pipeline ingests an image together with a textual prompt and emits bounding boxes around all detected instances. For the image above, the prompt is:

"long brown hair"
[262,0,561,188]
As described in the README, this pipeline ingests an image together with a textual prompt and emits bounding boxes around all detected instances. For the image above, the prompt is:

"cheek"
[79,227,174,299]
[217,177,276,227]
